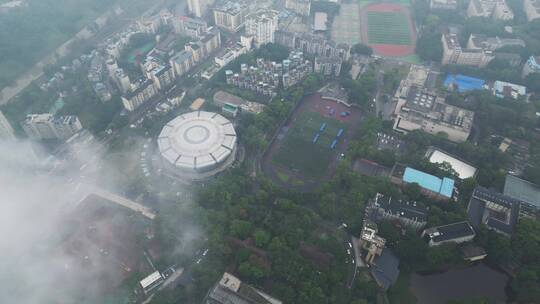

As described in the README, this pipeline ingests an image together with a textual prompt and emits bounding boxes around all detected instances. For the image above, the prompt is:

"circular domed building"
[157,111,237,179]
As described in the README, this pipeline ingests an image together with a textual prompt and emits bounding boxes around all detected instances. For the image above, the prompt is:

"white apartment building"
[22,114,82,140]
[121,79,157,112]
[441,33,494,67]
[467,0,514,20]
[188,0,213,18]
[213,1,247,32]
[244,9,279,48]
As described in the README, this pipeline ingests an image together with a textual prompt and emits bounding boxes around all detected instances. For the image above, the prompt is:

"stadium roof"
[427,148,478,179]
[403,167,455,198]
[444,74,486,92]
[158,111,236,172]
[503,175,540,209]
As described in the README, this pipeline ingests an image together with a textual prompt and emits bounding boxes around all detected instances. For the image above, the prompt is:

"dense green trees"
[351,43,373,56]
[0,0,112,89]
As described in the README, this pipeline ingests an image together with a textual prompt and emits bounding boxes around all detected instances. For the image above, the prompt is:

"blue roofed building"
[522,55,540,77]
[391,164,455,201]
[444,74,486,92]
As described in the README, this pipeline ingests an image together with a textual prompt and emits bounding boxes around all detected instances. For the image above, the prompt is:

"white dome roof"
[158,111,236,172]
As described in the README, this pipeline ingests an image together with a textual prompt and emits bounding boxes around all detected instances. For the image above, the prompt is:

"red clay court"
[360,3,416,57]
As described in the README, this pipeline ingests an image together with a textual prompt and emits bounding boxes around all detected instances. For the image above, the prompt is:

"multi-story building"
[244,9,279,48]
[441,33,494,67]
[137,16,162,34]
[204,272,282,303]
[141,57,176,91]
[285,0,311,16]
[422,221,476,247]
[214,43,248,67]
[393,86,474,142]
[467,187,521,236]
[225,51,313,96]
[213,1,247,32]
[21,114,82,140]
[522,55,540,77]
[466,34,525,51]
[372,193,428,231]
[172,16,208,38]
[170,50,195,77]
[169,27,221,78]
[0,110,15,140]
[114,68,131,94]
[524,0,540,21]
[467,0,514,20]
[121,79,157,112]
[314,56,342,77]
[430,0,458,10]
[275,30,350,61]
[93,82,112,102]
[187,0,212,18]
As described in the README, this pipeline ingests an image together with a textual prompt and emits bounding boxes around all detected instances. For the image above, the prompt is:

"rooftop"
[467,186,520,235]
[426,148,478,179]
[402,167,455,198]
[425,221,475,243]
[140,271,163,289]
[375,194,428,223]
[503,175,540,209]
[444,74,486,92]
[371,248,400,290]
[157,111,236,172]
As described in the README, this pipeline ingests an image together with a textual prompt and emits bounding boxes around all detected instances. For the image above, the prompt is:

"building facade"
[22,114,82,140]
[467,0,514,20]
[121,79,157,112]
[244,9,279,48]
[442,33,494,67]
[522,56,540,78]
[314,56,342,77]
[213,1,247,32]
[275,30,350,61]
[188,0,212,18]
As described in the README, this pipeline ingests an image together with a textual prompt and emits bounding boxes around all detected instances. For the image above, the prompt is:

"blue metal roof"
[444,74,486,93]
[441,178,455,198]
[403,167,454,198]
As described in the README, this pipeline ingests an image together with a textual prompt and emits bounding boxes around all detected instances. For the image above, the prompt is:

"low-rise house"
[390,164,455,201]
[422,221,476,247]
[139,271,164,295]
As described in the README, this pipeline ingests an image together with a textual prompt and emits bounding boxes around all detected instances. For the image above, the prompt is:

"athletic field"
[272,111,346,179]
[360,3,416,57]
[367,11,411,45]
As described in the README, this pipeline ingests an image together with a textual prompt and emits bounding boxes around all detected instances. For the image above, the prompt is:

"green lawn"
[367,11,411,45]
[272,111,346,180]
[127,42,155,64]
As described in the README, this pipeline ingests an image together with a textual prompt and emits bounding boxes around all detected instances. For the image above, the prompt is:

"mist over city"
[0,0,539,303]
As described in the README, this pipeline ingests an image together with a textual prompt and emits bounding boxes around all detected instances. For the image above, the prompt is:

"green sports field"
[367,11,411,45]
[272,111,346,179]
